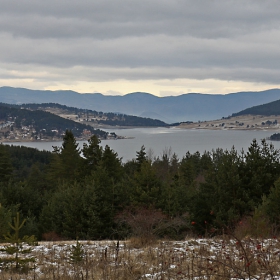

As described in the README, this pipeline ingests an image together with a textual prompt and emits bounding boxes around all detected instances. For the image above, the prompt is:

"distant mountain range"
[1,87,280,122]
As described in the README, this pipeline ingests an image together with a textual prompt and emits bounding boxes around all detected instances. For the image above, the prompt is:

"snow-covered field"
[1,237,280,279]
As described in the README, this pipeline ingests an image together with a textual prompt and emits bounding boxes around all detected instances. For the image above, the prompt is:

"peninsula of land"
[179,115,280,131]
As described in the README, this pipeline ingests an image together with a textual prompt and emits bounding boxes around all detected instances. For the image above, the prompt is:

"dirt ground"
[179,115,280,131]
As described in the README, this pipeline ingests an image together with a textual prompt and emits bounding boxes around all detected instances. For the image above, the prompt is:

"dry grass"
[179,114,280,131]
[1,237,280,279]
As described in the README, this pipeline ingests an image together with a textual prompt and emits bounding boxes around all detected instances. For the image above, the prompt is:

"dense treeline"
[96,114,167,126]
[269,133,280,141]
[0,104,108,138]
[18,103,169,127]
[1,132,280,241]
[232,99,280,117]
[4,145,52,180]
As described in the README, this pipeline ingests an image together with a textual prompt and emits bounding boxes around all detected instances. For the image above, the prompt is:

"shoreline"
[2,114,280,143]
[178,114,280,132]
[1,127,278,144]
[1,136,135,144]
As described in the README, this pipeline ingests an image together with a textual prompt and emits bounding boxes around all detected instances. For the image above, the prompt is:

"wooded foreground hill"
[1,131,280,241]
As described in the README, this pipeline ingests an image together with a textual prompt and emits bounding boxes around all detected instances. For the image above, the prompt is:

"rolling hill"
[232,99,280,117]
[0,103,110,141]
[18,103,168,127]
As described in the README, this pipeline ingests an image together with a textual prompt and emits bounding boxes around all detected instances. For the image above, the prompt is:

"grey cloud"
[0,0,280,88]
[1,32,279,69]
[2,61,280,88]
[1,0,280,39]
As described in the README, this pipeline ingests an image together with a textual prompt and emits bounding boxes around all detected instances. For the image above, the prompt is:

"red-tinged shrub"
[115,206,185,246]
[42,231,62,241]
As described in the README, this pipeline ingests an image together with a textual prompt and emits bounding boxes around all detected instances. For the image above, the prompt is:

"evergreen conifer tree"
[130,160,162,207]
[48,130,82,182]
[0,144,13,183]
[40,181,99,239]
[82,134,103,175]
[136,145,147,169]
[1,212,36,272]
[240,139,280,207]
[69,240,84,264]
[0,203,11,241]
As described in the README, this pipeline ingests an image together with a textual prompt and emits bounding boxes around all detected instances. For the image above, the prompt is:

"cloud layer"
[1,0,280,95]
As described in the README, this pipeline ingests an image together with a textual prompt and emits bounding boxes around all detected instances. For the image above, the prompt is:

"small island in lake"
[268,133,280,141]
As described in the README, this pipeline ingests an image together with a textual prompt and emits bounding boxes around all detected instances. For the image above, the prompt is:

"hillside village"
[2,112,280,142]
[0,102,168,142]
[2,99,280,142]
[0,105,120,142]
[0,119,119,142]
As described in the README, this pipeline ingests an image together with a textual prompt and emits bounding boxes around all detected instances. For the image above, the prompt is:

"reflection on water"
[4,127,280,162]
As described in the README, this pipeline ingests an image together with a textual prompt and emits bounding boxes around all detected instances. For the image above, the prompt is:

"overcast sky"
[1,0,280,96]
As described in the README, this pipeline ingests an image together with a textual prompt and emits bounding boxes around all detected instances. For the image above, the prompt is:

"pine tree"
[101,145,123,180]
[191,148,244,232]
[262,178,280,224]
[136,145,147,169]
[0,203,11,241]
[240,139,280,208]
[40,181,99,239]
[89,146,124,238]
[69,240,84,264]
[0,144,13,183]
[1,212,36,272]
[48,130,82,182]
[81,134,103,175]
[130,160,162,207]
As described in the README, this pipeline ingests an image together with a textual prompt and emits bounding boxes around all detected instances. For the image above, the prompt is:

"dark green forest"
[232,99,280,117]
[1,131,280,241]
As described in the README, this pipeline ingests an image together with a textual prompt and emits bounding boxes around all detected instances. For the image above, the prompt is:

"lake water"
[4,127,280,162]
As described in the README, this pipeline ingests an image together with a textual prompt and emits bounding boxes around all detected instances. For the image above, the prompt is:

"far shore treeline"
[1,130,280,241]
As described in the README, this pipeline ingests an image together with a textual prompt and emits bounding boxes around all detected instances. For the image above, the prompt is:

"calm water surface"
[4,127,280,162]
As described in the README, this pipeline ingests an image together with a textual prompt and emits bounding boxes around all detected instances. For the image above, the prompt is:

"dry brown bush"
[234,211,275,239]
[42,231,62,241]
[115,206,186,247]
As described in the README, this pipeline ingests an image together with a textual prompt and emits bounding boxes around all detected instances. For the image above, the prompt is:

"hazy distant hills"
[232,99,280,117]
[1,87,280,122]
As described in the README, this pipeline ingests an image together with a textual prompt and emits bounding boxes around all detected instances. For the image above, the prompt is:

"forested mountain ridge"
[232,99,280,117]
[0,103,110,141]
[1,86,280,122]
[178,97,280,131]
[17,103,169,127]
